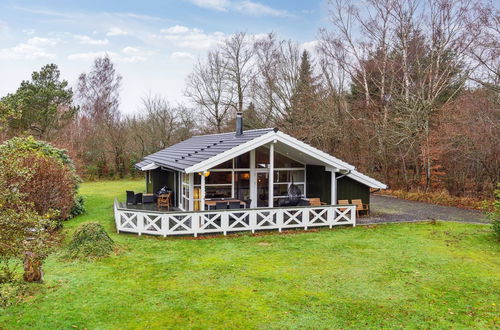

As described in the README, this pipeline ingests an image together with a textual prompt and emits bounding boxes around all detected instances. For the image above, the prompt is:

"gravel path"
[359,194,489,225]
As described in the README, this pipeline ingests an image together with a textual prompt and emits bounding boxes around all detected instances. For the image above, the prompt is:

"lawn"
[1,180,499,328]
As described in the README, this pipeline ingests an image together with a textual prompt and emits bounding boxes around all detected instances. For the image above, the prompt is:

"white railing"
[114,198,356,237]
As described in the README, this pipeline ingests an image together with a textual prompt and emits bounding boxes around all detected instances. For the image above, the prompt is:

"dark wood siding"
[337,175,370,205]
[306,165,370,205]
[306,165,331,204]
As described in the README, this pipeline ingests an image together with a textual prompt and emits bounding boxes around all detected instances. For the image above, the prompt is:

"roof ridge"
[191,127,274,138]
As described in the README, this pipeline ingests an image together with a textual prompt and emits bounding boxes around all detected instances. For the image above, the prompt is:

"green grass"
[1,180,499,328]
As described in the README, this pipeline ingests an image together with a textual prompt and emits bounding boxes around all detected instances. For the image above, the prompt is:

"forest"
[1,0,498,199]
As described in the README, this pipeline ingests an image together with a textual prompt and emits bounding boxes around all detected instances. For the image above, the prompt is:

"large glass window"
[274,152,303,168]
[255,147,269,168]
[274,170,305,183]
[213,159,233,169]
[274,183,305,197]
[235,172,250,201]
[206,172,232,185]
[205,186,231,199]
[273,169,305,198]
[235,152,250,168]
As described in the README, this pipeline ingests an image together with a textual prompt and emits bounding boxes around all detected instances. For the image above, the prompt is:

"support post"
[250,149,256,208]
[188,173,194,211]
[330,170,337,205]
[200,173,205,211]
[268,142,274,208]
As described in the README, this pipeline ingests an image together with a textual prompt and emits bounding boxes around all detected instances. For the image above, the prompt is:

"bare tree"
[221,32,255,113]
[185,50,234,133]
[76,55,126,177]
[468,3,500,92]
[127,94,195,158]
[253,34,301,126]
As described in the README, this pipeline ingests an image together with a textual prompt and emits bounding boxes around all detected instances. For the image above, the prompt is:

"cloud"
[158,25,225,50]
[0,37,59,60]
[186,0,230,12]
[113,12,164,21]
[27,37,59,47]
[233,1,290,17]
[68,51,146,63]
[74,35,109,45]
[186,0,290,17]
[301,40,319,53]
[122,46,140,54]
[171,51,195,60]
[160,25,201,34]
[107,27,129,36]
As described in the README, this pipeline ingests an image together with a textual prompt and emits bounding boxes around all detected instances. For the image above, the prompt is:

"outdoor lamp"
[198,171,211,177]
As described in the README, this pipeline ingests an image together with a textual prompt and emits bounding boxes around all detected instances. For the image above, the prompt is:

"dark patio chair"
[134,193,143,205]
[228,201,241,209]
[126,191,135,204]
[215,202,228,210]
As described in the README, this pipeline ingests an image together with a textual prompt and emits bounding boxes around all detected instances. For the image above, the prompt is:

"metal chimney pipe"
[235,111,243,136]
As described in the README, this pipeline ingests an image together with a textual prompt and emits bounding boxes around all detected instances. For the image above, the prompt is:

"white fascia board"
[186,130,351,174]
[140,163,159,171]
[347,170,387,189]
[184,131,278,173]
[274,131,355,171]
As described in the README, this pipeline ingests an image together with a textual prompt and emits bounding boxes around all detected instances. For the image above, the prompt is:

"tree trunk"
[23,252,44,283]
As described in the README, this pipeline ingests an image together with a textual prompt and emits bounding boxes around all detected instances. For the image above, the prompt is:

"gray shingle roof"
[135,128,275,171]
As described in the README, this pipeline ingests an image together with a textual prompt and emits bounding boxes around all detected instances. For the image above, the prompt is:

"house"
[114,113,386,237]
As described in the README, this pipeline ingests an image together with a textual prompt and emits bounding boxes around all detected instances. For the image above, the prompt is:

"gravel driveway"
[359,194,489,225]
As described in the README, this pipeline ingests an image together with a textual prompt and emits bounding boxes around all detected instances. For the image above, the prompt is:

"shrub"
[67,223,115,259]
[70,195,86,218]
[0,136,83,220]
[486,187,500,241]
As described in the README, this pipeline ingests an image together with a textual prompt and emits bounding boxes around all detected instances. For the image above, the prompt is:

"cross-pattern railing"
[114,198,356,237]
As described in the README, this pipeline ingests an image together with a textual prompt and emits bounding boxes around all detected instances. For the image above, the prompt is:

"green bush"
[70,195,86,217]
[67,223,115,259]
[487,186,500,241]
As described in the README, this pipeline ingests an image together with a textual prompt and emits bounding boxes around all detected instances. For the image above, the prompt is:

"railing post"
[137,213,143,236]
[351,206,356,227]
[302,208,310,230]
[328,206,334,228]
[192,213,199,237]
[162,214,168,237]
[222,212,229,235]
[249,210,256,233]
[277,209,283,232]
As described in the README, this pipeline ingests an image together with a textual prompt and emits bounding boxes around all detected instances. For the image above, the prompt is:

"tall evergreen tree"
[288,50,321,142]
[1,64,78,140]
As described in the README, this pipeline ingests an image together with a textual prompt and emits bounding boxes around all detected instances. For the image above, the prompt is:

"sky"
[0,0,328,114]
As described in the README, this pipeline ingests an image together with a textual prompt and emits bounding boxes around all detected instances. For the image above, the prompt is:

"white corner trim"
[275,131,355,171]
[140,163,159,171]
[347,169,387,189]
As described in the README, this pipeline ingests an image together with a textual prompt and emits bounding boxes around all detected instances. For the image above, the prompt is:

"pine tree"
[288,50,320,142]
